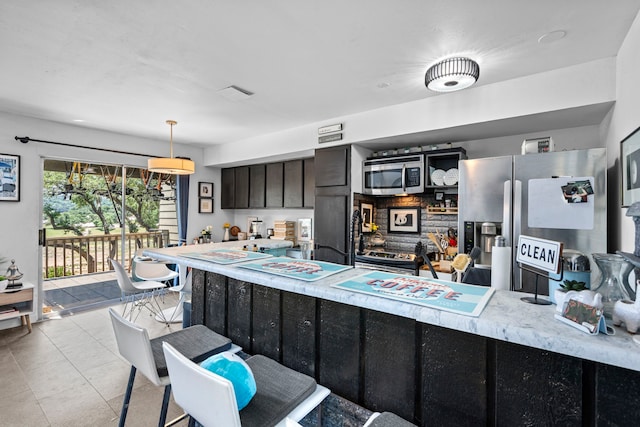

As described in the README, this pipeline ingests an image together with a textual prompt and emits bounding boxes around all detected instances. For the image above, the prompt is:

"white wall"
[606,11,640,253]
[0,112,226,323]
[205,58,615,167]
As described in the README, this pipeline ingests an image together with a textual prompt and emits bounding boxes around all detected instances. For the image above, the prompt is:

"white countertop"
[145,244,640,372]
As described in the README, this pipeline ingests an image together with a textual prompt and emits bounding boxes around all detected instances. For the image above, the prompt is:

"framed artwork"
[0,153,19,202]
[199,198,214,213]
[388,206,421,233]
[199,182,213,198]
[621,125,640,207]
[360,203,373,232]
[435,191,445,201]
[298,218,313,241]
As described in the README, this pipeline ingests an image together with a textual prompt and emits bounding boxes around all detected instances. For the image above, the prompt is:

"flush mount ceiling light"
[425,57,480,92]
[147,120,195,175]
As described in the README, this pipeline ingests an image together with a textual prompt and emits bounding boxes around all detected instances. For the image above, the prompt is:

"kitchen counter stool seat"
[108,308,232,427]
[163,342,331,427]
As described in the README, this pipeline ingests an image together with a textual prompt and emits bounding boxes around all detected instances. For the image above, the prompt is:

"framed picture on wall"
[388,206,421,233]
[0,153,20,202]
[360,202,373,232]
[199,198,214,213]
[199,182,213,198]
[621,125,640,207]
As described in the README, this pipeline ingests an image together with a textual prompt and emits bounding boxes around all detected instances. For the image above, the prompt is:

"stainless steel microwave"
[362,154,424,195]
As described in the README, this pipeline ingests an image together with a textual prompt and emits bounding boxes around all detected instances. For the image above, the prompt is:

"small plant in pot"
[560,280,588,292]
[554,279,588,312]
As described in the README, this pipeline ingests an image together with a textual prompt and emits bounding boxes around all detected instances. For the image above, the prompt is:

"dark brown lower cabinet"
[191,270,640,427]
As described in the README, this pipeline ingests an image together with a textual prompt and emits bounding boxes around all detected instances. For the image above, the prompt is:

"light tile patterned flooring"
[0,294,190,427]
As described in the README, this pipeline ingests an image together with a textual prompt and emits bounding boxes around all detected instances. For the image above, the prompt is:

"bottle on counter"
[242,245,248,251]
[252,244,258,252]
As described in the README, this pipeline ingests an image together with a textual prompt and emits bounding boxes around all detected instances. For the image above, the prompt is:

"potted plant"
[554,279,587,312]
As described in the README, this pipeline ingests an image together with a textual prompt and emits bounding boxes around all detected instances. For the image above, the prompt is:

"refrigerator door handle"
[503,181,511,245]
[512,180,523,290]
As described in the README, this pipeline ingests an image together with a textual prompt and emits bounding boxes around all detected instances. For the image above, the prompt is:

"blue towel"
[201,352,257,410]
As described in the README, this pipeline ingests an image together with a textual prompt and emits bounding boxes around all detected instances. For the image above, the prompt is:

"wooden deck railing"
[43,230,170,278]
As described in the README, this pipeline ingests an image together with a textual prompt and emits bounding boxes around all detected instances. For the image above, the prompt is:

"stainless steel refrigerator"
[457,147,607,293]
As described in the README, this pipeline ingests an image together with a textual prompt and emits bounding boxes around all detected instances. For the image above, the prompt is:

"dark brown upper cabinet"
[265,162,284,208]
[284,160,304,208]
[249,164,266,208]
[303,158,315,208]
[315,146,349,187]
[221,168,235,209]
[234,166,250,209]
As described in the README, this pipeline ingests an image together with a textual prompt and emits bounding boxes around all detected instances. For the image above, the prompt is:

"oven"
[354,250,417,275]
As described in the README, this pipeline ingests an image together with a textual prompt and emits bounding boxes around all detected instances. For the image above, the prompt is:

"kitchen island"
[146,243,640,426]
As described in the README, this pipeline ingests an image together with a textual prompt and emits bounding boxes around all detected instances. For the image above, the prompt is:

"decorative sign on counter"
[238,257,352,282]
[180,249,272,265]
[332,271,494,317]
[516,235,562,274]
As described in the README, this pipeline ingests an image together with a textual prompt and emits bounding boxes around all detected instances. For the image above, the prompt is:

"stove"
[354,250,417,274]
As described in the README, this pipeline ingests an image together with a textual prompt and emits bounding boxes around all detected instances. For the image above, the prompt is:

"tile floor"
[0,293,191,427]
[0,293,373,427]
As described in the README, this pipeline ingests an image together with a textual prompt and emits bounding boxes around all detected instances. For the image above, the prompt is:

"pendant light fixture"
[147,120,195,175]
[425,57,480,92]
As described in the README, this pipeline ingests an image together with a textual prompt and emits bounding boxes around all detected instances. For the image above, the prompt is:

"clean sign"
[516,235,563,274]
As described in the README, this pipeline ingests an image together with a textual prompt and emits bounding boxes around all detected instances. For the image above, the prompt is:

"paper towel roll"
[491,246,511,290]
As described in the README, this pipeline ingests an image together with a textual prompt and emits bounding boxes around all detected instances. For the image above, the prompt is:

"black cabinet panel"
[190,269,206,325]
[249,164,266,208]
[495,341,582,426]
[420,324,487,427]
[303,158,315,208]
[284,160,304,208]
[595,363,640,426]
[282,292,316,377]
[363,311,416,421]
[266,162,284,208]
[315,146,348,187]
[204,272,227,336]
[251,285,281,361]
[194,266,637,426]
[221,168,235,209]
[319,300,361,402]
[314,195,349,264]
[227,279,252,351]
[234,166,250,209]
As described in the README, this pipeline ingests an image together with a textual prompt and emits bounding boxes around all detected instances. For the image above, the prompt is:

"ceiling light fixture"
[147,120,195,175]
[425,57,480,92]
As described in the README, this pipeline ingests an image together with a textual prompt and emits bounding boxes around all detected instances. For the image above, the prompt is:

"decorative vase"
[592,253,633,318]
[223,228,230,241]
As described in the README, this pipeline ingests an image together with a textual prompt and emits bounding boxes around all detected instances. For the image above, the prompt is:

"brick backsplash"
[354,193,458,255]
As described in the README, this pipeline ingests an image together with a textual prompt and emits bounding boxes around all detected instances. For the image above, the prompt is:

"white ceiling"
[0,1,638,148]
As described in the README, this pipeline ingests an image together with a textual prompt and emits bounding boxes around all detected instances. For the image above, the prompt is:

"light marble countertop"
[145,244,640,372]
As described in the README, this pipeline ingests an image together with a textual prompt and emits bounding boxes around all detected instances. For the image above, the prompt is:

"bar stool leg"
[158,384,171,427]
[119,366,137,427]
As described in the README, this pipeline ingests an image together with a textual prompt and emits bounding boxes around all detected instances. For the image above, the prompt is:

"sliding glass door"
[41,159,177,315]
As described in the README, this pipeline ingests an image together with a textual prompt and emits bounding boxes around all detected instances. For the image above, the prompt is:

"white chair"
[108,308,233,427]
[155,268,192,324]
[162,342,331,427]
[131,250,179,284]
[110,258,167,322]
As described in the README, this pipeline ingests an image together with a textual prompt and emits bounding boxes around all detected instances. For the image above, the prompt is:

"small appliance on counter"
[250,219,263,239]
